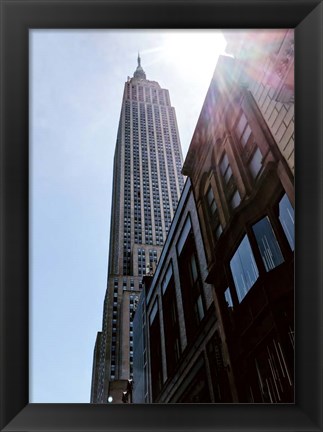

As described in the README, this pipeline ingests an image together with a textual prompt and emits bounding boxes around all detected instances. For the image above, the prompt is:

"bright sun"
[161,30,227,83]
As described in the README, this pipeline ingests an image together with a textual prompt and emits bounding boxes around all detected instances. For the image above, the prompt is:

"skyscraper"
[91,55,184,403]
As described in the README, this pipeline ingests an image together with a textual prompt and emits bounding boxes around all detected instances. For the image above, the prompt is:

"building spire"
[133,52,146,80]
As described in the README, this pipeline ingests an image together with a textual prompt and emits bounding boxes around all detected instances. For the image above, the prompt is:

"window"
[249,147,263,179]
[215,224,223,238]
[206,187,217,216]
[162,263,181,378]
[220,154,232,184]
[149,301,163,401]
[224,288,233,308]
[279,194,295,251]
[230,235,259,302]
[177,216,192,255]
[205,185,222,239]
[230,189,241,209]
[177,217,205,342]
[189,253,205,322]
[236,113,253,147]
[252,217,284,271]
[162,263,173,294]
[236,113,247,137]
[241,125,252,146]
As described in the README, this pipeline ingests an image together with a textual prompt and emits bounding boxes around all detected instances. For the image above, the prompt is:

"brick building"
[183,33,294,402]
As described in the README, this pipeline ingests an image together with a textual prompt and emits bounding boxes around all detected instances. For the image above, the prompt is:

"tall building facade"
[91,55,184,403]
[224,30,294,174]
[183,45,294,402]
[133,179,235,403]
[133,31,294,404]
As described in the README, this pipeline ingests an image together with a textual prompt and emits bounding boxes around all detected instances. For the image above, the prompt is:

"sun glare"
[162,30,227,83]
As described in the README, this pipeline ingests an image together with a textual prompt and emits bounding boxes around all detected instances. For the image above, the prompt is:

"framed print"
[0,0,322,431]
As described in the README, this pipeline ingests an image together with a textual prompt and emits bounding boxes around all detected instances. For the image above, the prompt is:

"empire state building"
[91,55,185,403]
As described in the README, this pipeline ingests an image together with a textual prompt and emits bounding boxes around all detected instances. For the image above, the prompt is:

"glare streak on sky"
[30,29,227,402]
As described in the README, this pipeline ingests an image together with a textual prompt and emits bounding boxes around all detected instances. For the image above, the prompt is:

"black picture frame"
[1,0,322,431]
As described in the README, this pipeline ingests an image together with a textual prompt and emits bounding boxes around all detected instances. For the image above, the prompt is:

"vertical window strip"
[249,147,263,179]
[252,217,284,271]
[224,288,233,307]
[230,235,259,302]
[279,194,295,251]
[220,154,232,183]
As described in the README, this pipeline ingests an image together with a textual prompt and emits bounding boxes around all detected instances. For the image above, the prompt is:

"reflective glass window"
[236,113,247,137]
[206,187,217,216]
[230,235,259,302]
[230,190,241,209]
[279,194,295,250]
[252,216,284,271]
[220,154,232,183]
[215,224,223,239]
[249,147,263,179]
[241,124,252,146]
[224,288,233,308]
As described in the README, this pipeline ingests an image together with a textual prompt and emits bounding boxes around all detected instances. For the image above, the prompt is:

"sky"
[29,29,228,403]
